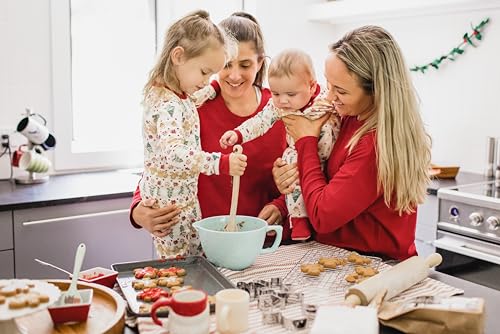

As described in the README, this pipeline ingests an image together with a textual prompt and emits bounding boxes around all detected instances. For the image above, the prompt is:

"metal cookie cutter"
[237,278,296,301]
[258,293,286,312]
[276,291,304,305]
[283,316,309,332]
[262,310,310,332]
[301,301,318,320]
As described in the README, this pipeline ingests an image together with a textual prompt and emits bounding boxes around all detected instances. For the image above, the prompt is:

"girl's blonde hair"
[144,10,236,94]
[268,49,316,81]
[330,26,431,214]
[219,12,267,87]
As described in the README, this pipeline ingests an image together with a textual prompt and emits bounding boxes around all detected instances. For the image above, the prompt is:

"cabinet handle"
[22,209,130,226]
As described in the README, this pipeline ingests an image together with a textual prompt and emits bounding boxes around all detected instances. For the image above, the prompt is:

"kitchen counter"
[427,171,488,195]
[0,169,486,211]
[0,170,140,211]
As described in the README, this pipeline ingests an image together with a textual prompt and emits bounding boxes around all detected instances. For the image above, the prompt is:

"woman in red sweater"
[130,12,287,237]
[274,26,431,260]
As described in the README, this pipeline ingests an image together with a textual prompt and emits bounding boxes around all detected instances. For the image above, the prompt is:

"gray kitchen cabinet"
[0,211,14,278]
[415,195,438,257]
[0,211,13,250]
[0,250,14,278]
[14,198,154,279]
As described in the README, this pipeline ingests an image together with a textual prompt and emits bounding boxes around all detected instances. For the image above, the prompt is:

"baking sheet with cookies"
[111,256,234,317]
[283,249,382,291]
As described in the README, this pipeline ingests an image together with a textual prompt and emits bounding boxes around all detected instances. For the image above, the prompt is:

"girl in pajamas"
[140,10,246,258]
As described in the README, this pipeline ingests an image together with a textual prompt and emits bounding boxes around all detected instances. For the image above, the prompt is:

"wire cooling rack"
[283,248,382,292]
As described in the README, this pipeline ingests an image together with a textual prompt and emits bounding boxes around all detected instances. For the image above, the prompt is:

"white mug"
[216,289,250,334]
[18,150,52,173]
[150,289,209,334]
[16,116,50,145]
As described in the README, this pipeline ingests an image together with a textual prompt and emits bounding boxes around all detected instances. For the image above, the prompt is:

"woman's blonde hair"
[268,49,316,81]
[144,10,236,95]
[330,26,431,214]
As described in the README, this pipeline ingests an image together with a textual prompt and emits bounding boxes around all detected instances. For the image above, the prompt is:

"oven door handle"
[434,237,500,266]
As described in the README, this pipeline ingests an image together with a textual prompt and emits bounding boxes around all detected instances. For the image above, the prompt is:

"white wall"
[1,0,53,179]
[1,0,500,179]
[253,0,500,175]
[336,9,500,175]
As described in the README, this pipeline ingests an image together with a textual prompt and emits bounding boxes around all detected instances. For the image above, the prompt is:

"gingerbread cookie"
[300,263,325,276]
[160,276,183,288]
[8,296,27,309]
[318,257,347,269]
[134,266,158,279]
[354,266,378,277]
[0,285,17,297]
[170,285,192,293]
[136,287,170,302]
[158,266,186,277]
[346,266,379,283]
[132,279,158,290]
[347,252,373,265]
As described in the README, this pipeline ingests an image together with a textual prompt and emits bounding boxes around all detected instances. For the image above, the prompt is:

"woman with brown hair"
[130,12,288,241]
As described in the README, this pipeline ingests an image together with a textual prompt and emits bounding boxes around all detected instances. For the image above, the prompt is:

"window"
[51,0,156,170]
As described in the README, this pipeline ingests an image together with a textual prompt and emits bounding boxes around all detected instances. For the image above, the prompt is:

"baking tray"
[111,256,235,316]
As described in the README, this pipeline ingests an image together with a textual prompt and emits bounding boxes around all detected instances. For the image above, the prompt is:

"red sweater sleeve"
[296,134,379,234]
[129,184,143,229]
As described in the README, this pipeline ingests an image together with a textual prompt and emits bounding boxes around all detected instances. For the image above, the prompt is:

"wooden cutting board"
[15,279,126,334]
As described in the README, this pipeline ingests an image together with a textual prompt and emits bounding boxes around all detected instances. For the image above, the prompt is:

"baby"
[220,49,340,240]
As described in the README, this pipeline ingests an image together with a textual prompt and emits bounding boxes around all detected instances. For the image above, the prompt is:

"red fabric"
[219,154,230,175]
[295,116,417,260]
[235,130,243,144]
[198,87,287,218]
[130,184,142,229]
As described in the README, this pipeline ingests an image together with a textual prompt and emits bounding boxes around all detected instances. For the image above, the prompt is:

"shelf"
[308,0,500,24]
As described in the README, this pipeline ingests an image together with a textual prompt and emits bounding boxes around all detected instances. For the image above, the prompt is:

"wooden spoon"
[225,145,243,232]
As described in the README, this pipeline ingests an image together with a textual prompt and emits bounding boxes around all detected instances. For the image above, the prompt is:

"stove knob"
[469,212,483,226]
[487,216,500,231]
[449,206,460,222]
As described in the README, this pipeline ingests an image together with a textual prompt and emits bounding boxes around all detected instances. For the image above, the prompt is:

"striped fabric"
[137,241,463,334]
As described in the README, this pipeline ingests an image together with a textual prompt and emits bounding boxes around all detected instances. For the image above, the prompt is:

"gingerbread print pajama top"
[140,86,219,259]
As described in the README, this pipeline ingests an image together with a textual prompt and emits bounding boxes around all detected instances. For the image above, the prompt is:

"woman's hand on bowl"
[258,204,282,226]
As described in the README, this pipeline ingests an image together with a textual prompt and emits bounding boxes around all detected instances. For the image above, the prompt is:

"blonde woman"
[273,26,431,260]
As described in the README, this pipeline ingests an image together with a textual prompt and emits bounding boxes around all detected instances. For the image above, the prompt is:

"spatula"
[62,243,86,304]
[225,145,243,232]
[34,258,72,277]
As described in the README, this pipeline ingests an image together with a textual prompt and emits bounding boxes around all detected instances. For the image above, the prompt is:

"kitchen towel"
[136,241,463,334]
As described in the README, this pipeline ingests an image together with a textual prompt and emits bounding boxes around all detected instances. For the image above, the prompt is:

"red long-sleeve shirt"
[130,82,288,226]
[296,116,417,260]
[197,84,287,218]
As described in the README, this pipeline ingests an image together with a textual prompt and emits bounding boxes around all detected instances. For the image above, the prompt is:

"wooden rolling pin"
[345,253,443,306]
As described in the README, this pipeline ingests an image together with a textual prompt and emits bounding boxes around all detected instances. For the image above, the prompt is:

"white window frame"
[50,0,155,171]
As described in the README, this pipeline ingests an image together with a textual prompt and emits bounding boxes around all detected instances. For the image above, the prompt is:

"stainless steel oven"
[435,181,500,291]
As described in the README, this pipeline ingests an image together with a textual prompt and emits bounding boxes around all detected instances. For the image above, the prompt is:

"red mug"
[150,289,209,334]
[12,145,28,167]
